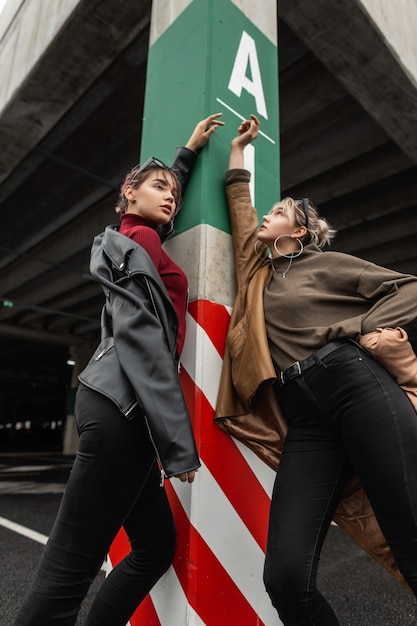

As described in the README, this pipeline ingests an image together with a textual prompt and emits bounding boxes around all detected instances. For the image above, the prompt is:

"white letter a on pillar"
[228,31,268,119]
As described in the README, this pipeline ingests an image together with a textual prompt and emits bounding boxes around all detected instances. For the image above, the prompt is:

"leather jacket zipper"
[123,400,139,420]
[142,413,166,487]
[95,343,114,360]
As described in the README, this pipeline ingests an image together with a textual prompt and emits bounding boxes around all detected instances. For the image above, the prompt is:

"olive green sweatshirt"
[264,244,417,372]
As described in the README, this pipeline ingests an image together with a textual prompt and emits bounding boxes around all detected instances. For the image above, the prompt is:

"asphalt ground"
[0,453,416,625]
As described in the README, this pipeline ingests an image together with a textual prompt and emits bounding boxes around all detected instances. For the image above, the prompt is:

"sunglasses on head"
[137,156,168,173]
[297,197,310,229]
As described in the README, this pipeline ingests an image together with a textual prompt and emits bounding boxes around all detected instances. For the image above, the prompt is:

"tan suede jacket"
[215,172,417,588]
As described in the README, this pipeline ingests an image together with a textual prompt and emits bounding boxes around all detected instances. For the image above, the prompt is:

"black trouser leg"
[14,385,176,626]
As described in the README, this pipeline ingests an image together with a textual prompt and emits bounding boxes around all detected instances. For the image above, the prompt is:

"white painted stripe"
[171,472,192,518]
[216,97,276,144]
[150,565,205,626]
[181,313,223,410]
[173,462,281,626]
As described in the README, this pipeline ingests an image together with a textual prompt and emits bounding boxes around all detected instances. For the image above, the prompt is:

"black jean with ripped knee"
[14,384,176,626]
[264,343,417,626]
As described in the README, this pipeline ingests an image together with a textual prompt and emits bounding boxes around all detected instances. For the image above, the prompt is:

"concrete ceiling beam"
[279,0,417,164]
[0,0,151,183]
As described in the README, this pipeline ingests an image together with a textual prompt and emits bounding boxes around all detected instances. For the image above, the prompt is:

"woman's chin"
[256,233,269,245]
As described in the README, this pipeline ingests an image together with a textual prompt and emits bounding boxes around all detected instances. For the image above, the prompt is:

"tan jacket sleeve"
[359,327,417,410]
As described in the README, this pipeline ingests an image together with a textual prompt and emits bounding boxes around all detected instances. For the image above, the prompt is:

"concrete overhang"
[279,0,417,165]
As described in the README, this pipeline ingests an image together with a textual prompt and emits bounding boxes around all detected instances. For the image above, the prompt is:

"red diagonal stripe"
[188,300,230,357]
[165,480,266,626]
[180,367,270,552]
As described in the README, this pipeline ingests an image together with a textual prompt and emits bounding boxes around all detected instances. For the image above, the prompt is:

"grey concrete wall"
[0,0,81,115]
[279,0,417,165]
[360,0,417,87]
[0,0,151,182]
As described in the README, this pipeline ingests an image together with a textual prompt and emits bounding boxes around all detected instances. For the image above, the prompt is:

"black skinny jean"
[264,342,417,626]
[14,384,176,626]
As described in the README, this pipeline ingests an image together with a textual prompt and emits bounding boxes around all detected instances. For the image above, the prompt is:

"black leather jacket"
[79,226,200,478]
[78,147,200,478]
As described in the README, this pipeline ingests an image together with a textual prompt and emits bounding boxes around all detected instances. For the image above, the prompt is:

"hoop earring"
[254,239,268,261]
[273,235,303,259]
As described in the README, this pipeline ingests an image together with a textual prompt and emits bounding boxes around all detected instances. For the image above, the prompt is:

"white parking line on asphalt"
[0,515,107,571]
[0,515,48,544]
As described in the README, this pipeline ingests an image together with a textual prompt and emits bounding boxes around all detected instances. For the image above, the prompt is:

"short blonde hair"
[274,197,336,248]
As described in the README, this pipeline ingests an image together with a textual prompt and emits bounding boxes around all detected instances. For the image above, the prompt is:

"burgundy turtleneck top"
[119,213,188,356]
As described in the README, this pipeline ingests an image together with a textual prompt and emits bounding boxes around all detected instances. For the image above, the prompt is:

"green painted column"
[141,0,280,258]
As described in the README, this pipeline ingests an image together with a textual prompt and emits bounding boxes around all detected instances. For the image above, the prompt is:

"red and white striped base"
[108,300,280,625]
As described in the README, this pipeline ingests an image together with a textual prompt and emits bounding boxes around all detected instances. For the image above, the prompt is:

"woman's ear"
[293,225,307,238]
[124,184,135,203]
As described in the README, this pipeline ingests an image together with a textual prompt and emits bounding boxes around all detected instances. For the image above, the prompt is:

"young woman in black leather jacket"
[14,113,223,626]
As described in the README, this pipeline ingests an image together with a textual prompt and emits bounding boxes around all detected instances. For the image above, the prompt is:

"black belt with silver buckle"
[277,340,349,387]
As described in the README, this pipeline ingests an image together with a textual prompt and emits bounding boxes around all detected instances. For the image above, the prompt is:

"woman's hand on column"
[229,114,260,169]
[185,113,224,151]
[175,469,198,483]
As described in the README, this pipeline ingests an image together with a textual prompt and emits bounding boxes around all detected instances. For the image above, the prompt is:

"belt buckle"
[292,361,302,379]
[280,360,302,386]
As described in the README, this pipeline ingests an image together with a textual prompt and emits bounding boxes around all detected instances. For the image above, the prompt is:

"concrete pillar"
[109,1,281,624]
